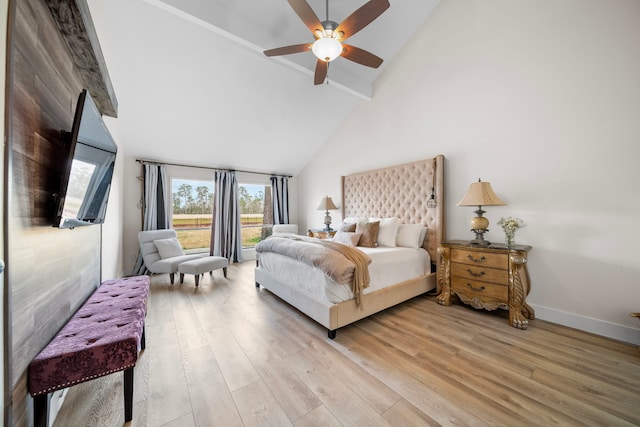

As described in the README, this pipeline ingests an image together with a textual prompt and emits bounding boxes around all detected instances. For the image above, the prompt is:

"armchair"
[137,229,206,284]
[272,224,299,236]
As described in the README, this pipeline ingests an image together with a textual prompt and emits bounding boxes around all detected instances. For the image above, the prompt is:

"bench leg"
[179,273,184,284]
[169,273,175,284]
[223,267,227,278]
[124,367,134,422]
[195,275,200,287]
[141,324,146,350]
[33,394,50,427]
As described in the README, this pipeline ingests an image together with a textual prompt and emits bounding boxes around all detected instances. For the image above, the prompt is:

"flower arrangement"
[497,217,525,246]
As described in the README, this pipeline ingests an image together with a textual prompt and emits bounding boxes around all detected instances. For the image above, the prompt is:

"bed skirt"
[255,267,436,335]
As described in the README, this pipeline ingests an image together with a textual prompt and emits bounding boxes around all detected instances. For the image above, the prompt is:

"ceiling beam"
[146,0,373,100]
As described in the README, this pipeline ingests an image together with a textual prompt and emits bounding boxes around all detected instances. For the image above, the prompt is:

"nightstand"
[437,240,534,329]
[307,228,336,239]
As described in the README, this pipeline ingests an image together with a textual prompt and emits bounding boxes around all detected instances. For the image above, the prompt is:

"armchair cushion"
[154,238,184,259]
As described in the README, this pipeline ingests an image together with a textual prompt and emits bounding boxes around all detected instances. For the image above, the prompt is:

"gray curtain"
[142,163,169,231]
[271,176,289,225]
[211,171,243,263]
[132,163,170,275]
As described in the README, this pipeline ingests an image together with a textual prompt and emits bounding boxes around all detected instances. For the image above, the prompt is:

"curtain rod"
[135,158,292,178]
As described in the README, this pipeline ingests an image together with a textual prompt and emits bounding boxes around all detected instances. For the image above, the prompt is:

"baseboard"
[531,304,640,346]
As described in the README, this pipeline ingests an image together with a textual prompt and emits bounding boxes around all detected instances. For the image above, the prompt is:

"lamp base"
[469,228,491,247]
[469,238,491,247]
[323,211,333,232]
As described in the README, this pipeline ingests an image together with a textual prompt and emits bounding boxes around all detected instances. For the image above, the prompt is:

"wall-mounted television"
[54,89,117,229]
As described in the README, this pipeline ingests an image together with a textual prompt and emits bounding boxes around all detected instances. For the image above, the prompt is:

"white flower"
[497,217,525,234]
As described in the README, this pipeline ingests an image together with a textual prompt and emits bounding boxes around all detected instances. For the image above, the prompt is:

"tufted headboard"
[341,155,445,263]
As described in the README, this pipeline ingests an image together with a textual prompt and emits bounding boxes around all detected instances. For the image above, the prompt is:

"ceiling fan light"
[312,37,342,62]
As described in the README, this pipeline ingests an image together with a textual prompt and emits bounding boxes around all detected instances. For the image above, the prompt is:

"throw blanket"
[256,236,372,305]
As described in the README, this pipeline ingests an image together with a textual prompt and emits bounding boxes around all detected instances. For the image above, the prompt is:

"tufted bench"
[178,256,228,286]
[28,275,150,427]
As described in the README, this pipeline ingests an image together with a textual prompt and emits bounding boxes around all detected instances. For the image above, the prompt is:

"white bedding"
[257,246,430,304]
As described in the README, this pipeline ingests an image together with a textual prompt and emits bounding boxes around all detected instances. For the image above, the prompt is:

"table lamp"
[457,179,505,246]
[317,196,338,231]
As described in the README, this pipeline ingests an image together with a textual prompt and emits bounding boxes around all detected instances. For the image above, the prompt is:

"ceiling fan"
[264,0,390,85]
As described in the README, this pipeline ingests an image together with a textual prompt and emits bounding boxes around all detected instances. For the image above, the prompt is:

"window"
[171,178,214,252]
[239,184,273,248]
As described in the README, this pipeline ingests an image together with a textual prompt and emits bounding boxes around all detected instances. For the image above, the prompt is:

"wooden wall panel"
[6,0,107,423]
[44,0,118,117]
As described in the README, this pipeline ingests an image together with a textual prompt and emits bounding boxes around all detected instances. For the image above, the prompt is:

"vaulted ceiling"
[91,0,439,175]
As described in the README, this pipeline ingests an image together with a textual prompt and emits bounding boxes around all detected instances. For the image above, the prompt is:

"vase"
[505,232,515,247]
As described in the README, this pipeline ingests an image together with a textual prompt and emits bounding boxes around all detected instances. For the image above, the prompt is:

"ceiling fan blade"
[287,0,323,35]
[335,0,390,41]
[341,44,383,68]
[264,43,312,57]
[314,60,328,85]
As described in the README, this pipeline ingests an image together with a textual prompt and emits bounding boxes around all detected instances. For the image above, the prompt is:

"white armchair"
[272,224,298,236]
[138,229,205,284]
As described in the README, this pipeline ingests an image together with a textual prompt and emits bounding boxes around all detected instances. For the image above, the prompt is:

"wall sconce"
[317,195,338,231]
[457,178,505,246]
[426,187,437,208]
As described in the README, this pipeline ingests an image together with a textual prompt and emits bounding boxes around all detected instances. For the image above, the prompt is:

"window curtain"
[271,176,289,225]
[211,171,243,263]
[132,163,170,275]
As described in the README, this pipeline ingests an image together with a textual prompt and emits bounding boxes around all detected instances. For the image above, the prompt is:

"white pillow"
[154,238,184,259]
[332,230,362,246]
[343,217,368,226]
[396,224,424,248]
[419,227,428,246]
[373,217,400,247]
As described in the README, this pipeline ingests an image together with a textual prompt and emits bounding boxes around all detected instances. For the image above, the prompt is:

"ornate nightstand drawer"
[451,277,508,301]
[451,249,507,269]
[451,262,508,283]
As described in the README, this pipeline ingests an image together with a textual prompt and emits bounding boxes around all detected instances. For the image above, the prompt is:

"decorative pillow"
[356,221,380,248]
[340,222,357,232]
[374,217,400,247]
[332,230,362,246]
[396,224,424,248]
[153,238,184,259]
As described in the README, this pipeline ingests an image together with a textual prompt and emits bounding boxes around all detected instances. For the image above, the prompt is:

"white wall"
[298,0,640,344]
[1,0,7,421]
[122,157,143,275]
[87,0,125,279]
[101,117,125,278]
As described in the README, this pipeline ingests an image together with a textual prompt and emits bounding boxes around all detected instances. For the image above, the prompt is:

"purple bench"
[28,275,150,427]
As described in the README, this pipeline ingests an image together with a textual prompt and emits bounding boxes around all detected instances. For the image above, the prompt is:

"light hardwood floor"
[53,261,640,426]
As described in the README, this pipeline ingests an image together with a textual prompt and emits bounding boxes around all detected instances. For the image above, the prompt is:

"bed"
[255,156,445,338]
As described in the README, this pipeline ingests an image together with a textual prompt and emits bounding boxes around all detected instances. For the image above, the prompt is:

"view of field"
[174,214,267,250]
[171,180,271,250]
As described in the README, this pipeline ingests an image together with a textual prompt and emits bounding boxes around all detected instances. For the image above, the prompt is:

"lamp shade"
[317,196,338,211]
[457,180,505,207]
